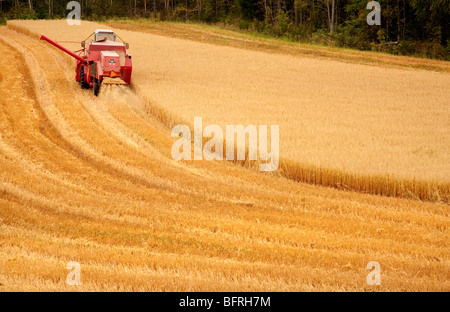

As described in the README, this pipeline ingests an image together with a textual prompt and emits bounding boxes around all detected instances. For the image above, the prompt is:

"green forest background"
[1,0,449,60]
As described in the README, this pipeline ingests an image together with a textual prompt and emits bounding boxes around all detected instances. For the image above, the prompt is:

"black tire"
[93,81,100,96]
[80,66,88,89]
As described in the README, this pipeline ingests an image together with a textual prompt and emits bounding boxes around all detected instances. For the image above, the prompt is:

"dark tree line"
[1,0,449,59]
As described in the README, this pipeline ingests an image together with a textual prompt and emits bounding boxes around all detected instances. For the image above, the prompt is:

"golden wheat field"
[8,20,449,202]
[0,20,449,291]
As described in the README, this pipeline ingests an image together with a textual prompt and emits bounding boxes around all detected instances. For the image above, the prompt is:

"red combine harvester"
[40,29,132,96]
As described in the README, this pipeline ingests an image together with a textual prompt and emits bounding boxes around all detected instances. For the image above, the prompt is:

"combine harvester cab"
[40,29,132,96]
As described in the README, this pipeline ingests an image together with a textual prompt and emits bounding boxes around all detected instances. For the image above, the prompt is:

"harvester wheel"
[80,66,88,89]
[93,81,100,96]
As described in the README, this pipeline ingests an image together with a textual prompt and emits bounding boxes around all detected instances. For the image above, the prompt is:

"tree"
[326,0,335,33]
[197,0,202,15]
[48,0,53,18]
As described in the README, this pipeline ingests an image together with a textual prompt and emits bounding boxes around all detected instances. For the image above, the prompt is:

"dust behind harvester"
[40,29,132,96]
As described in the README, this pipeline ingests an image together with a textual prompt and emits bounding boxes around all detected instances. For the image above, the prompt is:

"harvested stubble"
[0,22,448,291]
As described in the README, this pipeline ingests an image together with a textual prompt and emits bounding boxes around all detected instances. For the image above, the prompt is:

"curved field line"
[0,25,448,291]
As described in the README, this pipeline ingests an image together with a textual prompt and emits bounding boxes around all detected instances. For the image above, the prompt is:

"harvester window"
[96,33,116,42]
